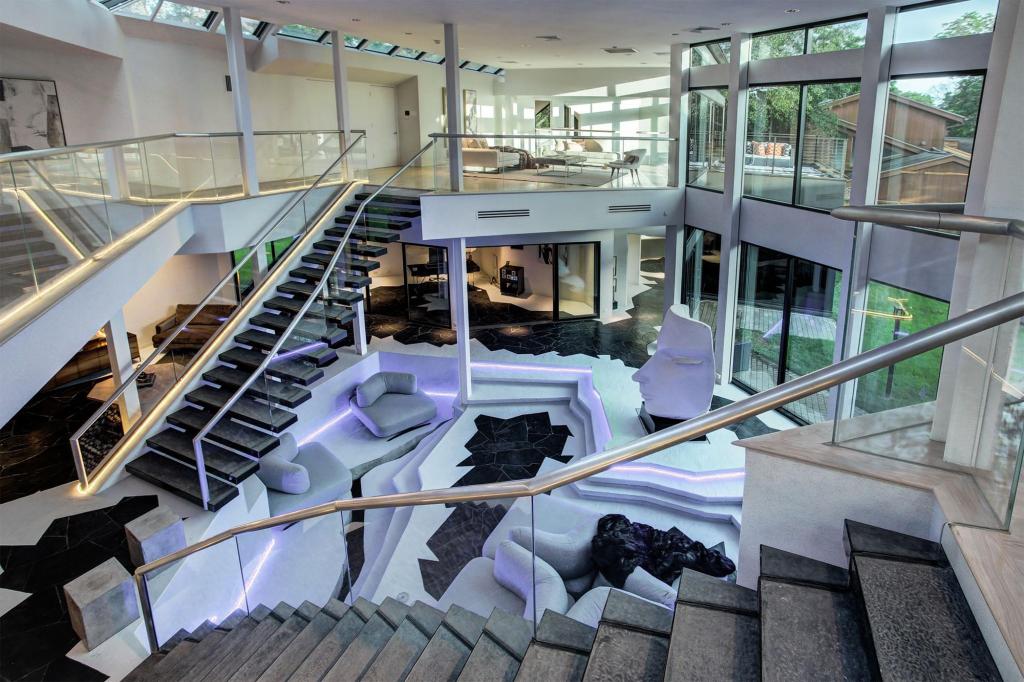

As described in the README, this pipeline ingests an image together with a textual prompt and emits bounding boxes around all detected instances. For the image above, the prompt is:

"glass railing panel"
[140,538,248,647]
[139,136,184,201]
[298,132,343,187]
[171,135,219,200]
[209,135,245,199]
[254,132,307,193]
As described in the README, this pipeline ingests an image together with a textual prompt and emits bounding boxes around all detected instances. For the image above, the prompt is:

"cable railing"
[187,139,437,508]
[68,133,368,493]
[131,289,1024,651]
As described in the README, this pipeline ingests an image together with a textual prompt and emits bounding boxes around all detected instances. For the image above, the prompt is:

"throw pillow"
[494,540,570,618]
[257,455,310,495]
[508,526,594,579]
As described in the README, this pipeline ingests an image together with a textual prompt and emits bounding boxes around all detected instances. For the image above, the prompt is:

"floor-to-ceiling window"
[732,243,842,424]
[681,226,722,338]
[687,88,729,191]
[744,85,801,203]
[232,235,296,299]
[404,243,451,328]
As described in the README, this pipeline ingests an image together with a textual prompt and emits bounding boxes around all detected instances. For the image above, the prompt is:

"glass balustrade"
[430,133,673,193]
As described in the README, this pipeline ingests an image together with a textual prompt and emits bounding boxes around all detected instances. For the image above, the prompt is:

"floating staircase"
[125,520,1002,681]
[124,191,422,510]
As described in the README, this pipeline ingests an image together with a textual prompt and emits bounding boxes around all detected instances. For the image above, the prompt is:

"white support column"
[329,31,352,140]
[613,232,630,314]
[223,6,259,196]
[667,42,690,189]
[449,238,472,402]
[104,310,140,430]
[352,299,368,355]
[443,23,464,192]
[835,5,897,421]
[663,225,685,313]
[937,0,1024,466]
[102,147,130,202]
[713,32,751,383]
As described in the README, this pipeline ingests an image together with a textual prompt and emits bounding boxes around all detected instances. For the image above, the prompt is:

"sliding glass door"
[732,243,841,424]
[556,243,598,320]
[681,226,722,338]
[404,243,451,328]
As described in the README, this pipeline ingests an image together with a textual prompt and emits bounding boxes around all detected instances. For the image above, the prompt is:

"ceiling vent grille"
[535,35,561,41]
[682,26,719,33]
[603,47,638,54]
[608,204,652,214]
[477,209,530,219]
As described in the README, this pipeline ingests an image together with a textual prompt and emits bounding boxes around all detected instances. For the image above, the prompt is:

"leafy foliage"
[935,11,996,38]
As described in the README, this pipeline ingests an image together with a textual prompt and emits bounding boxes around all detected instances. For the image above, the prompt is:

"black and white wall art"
[0,77,67,153]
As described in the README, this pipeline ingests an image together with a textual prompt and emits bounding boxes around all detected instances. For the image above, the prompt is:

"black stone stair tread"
[166,405,281,456]
[235,328,341,363]
[664,602,760,681]
[186,384,298,432]
[760,578,872,682]
[146,429,258,483]
[198,614,284,681]
[249,312,348,346]
[534,610,597,654]
[290,607,375,682]
[314,239,387,257]
[676,568,759,615]
[760,545,849,589]
[344,202,420,218]
[581,618,669,682]
[481,607,533,659]
[125,452,239,511]
[328,226,402,243]
[289,265,372,288]
[322,611,400,682]
[354,192,422,205]
[266,294,358,323]
[456,630,524,682]
[0,225,44,239]
[845,519,945,564]
[0,252,68,272]
[256,611,340,682]
[188,615,260,681]
[203,365,311,409]
[277,279,365,305]
[407,601,445,637]
[442,604,488,648]
[0,239,56,256]
[360,617,433,682]
[226,613,309,682]
[600,588,673,635]
[336,212,412,228]
[515,642,589,682]
[853,555,1000,681]
[302,251,381,272]
[406,621,475,682]
[220,346,324,386]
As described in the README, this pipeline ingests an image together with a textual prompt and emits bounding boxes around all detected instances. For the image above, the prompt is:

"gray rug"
[464,168,618,187]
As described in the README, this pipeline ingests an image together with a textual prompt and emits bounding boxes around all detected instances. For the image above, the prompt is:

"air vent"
[603,47,638,54]
[477,209,530,219]
[682,26,719,33]
[608,204,652,214]
[535,35,561,41]
[653,51,671,56]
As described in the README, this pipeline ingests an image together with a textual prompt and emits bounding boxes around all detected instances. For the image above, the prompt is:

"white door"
[350,83,399,169]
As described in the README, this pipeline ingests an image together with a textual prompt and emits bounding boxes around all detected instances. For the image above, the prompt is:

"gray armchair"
[350,371,437,438]
[607,148,647,185]
[257,433,353,517]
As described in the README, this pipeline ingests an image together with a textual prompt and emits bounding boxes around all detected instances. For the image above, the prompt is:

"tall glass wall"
[732,243,842,424]
[687,89,728,191]
[232,235,296,299]
[744,85,801,202]
[681,227,722,338]
[404,243,451,328]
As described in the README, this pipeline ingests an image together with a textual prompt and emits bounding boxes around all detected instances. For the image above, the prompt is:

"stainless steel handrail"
[68,133,367,488]
[429,132,676,141]
[133,290,1024,650]
[0,130,367,164]
[832,205,1024,238]
[187,139,437,507]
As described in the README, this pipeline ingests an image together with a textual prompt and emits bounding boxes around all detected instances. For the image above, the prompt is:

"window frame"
[277,24,330,43]
[690,39,731,67]
[750,13,868,60]
[685,86,730,194]
[894,0,999,44]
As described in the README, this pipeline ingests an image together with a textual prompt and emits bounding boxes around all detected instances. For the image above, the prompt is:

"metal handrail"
[0,129,367,164]
[134,290,1024,649]
[832,205,1024,238]
[429,132,676,141]
[187,139,438,507]
[68,133,367,488]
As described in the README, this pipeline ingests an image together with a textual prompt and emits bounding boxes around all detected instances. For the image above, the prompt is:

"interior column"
[329,30,353,148]
[222,6,259,196]
[449,238,472,402]
[104,310,140,431]
[443,23,464,192]
[663,225,685,314]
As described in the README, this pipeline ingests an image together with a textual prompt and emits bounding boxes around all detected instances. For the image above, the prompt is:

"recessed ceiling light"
[721,22,732,26]
[671,32,679,36]
[785,8,800,13]
[404,32,413,35]
[351,18,360,22]
[275,0,289,4]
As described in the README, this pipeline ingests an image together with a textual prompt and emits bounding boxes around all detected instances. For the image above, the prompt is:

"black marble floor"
[454,412,574,488]
[0,495,159,681]
[419,502,507,600]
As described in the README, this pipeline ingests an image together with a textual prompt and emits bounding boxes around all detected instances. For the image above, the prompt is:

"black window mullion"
[791,84,808,206]
[776,256,797,386]
[551,244,561,321]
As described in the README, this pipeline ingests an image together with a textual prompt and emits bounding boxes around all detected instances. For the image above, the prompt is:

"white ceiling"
[206,0,918,69]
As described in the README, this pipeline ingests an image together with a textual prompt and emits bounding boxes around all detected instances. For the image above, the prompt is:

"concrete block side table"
[63,558,140,650]
[124,505,186,569]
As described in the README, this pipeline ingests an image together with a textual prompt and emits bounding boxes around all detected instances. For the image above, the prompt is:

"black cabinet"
[499,264,526,296]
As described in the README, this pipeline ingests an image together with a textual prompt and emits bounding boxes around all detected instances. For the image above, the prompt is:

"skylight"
[116,0,159,19]
[153,1,213,29]
[393,47,424,60]
[278,23,327,42]
[344,34,365,49]
[462,61,485,71]
[216,17,263,39]
[420,52,446,64]
[364,40,398,55]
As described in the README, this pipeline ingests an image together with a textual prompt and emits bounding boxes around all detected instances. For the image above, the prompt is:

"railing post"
[443,23,464,192]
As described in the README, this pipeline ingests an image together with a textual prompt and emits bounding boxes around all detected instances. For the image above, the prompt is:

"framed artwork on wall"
[0,77,66,153]
[463,88,478,134]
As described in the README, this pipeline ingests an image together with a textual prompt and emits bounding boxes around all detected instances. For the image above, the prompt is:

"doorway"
[350,83,399,168]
